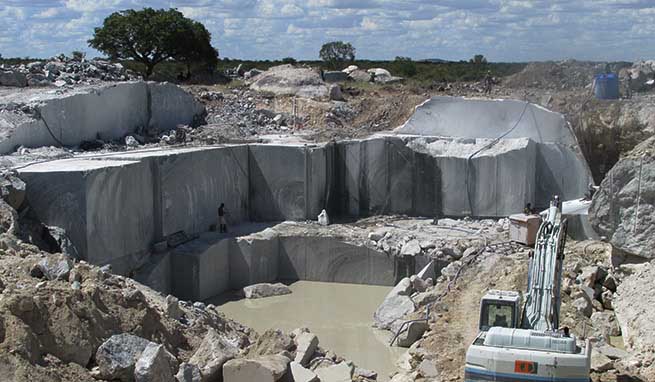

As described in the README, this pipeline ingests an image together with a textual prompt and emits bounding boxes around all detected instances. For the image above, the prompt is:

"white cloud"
[34,7,60,19]
[64,0,122,13]
[0,0,654,60]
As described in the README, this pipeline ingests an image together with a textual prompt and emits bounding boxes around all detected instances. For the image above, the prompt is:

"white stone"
[188,329,239,382]
[315,362,353,382]
[290,361,319,382]
[400,239,421,256]
[223,354,290,382]
[318,209,330,226]
[294,332,318,366]
[243,283,292,299]
[134,343,178,382]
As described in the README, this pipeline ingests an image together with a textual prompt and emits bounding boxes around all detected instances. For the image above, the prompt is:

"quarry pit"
[4,76,650,382]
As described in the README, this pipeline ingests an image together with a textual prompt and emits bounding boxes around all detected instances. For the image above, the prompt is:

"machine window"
[480,301,515,330]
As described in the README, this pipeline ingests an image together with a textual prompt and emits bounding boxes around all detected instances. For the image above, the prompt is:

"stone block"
[171,233,230,301]
[19,158,155,275]
[223,354,290,382]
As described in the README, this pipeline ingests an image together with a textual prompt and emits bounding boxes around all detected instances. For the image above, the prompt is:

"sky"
[0,0,654,62]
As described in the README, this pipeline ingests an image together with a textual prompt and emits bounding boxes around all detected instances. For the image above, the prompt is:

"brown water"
[210,281,405,381]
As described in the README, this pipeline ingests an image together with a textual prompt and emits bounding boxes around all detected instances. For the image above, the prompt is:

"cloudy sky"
[1,0,654,62]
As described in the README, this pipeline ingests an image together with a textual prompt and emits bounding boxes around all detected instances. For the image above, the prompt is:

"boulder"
[294,332,318,366]
[579,266,600,288]
[328,85,345,101]
[0,70,27,87]
[34,254,73,281]
[374,277,416,329]
[375,75,404,84]
[95,334,154,382]
[189,329,239,382]
[417,360,439,379]
[348,70,372,82]
[165,295,183,320]
[572,296,592,318]
[596,344,630,360]
[323,71,349,83]
[589,137,655,259]
[290,361,319,382]
[401,240,421,256]
[223,354,290,382]
[0,175,26,210]
[315,362,353,382]
[591,351,614,372]
[591,311,621,337]
[244,69,263,80]
[395,321,428,348]
[248,329,294,357]
[409,275,429,293]
[175,363,201,382]
[614,262,655,354]
[342,65,359,74]
[243,283,292,299]
[250,65,328,98]
[367,68,392,78]
[134,343,178,382]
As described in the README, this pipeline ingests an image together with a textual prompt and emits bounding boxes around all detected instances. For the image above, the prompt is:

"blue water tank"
[594,73,620,99]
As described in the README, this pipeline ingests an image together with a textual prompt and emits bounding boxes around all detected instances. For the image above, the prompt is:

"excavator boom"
[465,197,591,382]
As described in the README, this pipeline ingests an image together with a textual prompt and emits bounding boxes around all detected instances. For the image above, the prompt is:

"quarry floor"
[212,280,404,381]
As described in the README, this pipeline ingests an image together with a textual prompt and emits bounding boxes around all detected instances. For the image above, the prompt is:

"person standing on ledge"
[218,203,228,233]
[483,71,493,95]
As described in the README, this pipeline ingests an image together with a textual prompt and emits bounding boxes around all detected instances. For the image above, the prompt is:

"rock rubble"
[0,55,139,88]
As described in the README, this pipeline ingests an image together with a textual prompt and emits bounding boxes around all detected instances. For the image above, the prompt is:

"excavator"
[465,196,592,381]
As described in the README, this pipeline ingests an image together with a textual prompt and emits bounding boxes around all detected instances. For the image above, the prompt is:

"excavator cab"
[478,290,520,331]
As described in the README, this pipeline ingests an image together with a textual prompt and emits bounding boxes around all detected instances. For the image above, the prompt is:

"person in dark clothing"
[218,203,227,233]
[484,71,493,95]
[524,203,536,215]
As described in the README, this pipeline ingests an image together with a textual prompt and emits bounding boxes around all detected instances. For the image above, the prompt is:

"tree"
[393,56,417,77]
[470,54,487,65]
[281,57,296,64]
[319,41,355,69]
[175,21,219,75]
[88,8,218,78]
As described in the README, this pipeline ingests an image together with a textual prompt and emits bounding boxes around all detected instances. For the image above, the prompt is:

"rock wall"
[167,229,409,301]
[19,132,590,272]
[0,81,204,154]
[590,137,655,259]
[19,158,155,274]
[397,96,593,206]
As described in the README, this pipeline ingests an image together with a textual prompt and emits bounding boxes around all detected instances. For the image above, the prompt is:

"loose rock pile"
[0,54,139,88]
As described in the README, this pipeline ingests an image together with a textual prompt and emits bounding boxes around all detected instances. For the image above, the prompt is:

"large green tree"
[89,8,218,78]
[319,41,355,69]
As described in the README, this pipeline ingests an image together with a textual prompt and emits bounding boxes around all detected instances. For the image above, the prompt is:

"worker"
[625,74,632,99]
[523,203,535,215]
[484,71,493,95]
[218,203,228,233]
[493,314,508,328]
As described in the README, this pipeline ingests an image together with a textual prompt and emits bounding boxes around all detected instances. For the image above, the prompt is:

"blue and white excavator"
[465,196,592,382]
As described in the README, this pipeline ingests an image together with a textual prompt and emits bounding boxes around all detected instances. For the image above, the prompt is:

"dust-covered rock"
[243,283,292,299]
[188,328,239,382]
[134,343,178,382]
[223,354,290,382]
